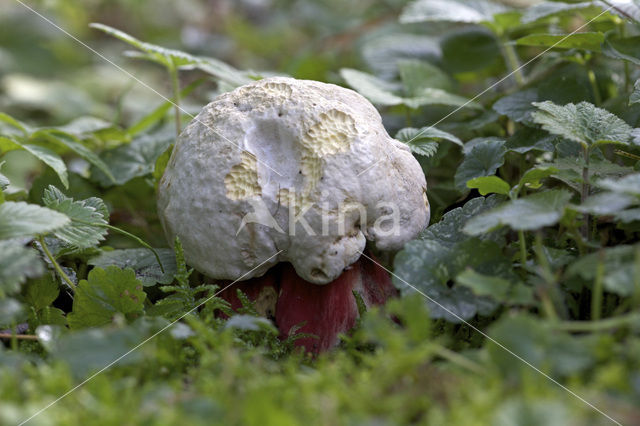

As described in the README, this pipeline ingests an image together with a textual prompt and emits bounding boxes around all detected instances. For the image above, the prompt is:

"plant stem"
[501,37,525,86]
[433,345,485,375]
[581,146,590,239]
[555,313,640,332]
[38,236,75,289]
[587,69,602,105]
[169,65,181,142]
[0,333,38,340]
[591,251,605,321]
[518,230,527,265]
[533,232,559,321]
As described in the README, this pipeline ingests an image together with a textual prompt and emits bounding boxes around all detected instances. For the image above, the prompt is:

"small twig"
[0,333,38,340]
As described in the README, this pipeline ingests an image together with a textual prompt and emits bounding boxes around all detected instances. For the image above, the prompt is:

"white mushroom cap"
[157,77,429,284]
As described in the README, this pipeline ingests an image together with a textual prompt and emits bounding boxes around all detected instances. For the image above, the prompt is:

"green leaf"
[340,68,480,110]
[532,101,632,147]
[0,201,69,240]
[339,68,403,106]
[0,112,28,137]
[194,57,254,88]
[631,79,640,105]
[67,266,146,329]
[89,248,177,286]
[395,126,462,157]
[441,28,502,74]
[24,273,59,311]
[400,0,508,24]
[397,59,452,95]
[513,166,558,196]
[566,245,640,296]
[466,176,511,196]
[603,33,640,66]
[42,186,109,249]
[516,33,604,52]
[454,139,506,191]
[456,269,533,305]
[92,132,173,187]
[574,192,635,215]
[35,130,116,184]
[493,89,539,124]
[521,1,599,24]
[90,23,198,69]
[0,240,44,297]
[505,127,557,154]
[464,190,573,235]
[597,172,640,196]
[0,299,24,327]
[0,137,69,189]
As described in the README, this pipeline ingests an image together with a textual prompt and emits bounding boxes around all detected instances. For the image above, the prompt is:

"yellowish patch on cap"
[225,151,262,200]
[301,109,356,157]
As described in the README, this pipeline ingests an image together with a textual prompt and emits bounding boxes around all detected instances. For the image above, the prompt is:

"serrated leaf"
[67,266,146,329]
[395,126,461,157]
[89,248,177,286]
[90,23,198,69]
[467,176,511,196]
[0,240,44,297]
[521,1,598,24]
[567,245,640,296]
[505,127,557,154]
[92,132,173,187]
[464,190,573,235]
[532,101,632,147]
[516,33,604,52]
[454,139,506,191]
[400,0,508,24]
[0,202,69,240]
[42,186,108,249]
[24,273,59,311]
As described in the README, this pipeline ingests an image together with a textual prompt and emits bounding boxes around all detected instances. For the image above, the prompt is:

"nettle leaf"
[0,136,69,188]
[512,166,558,197]
[419,195,504,245]
[400,0,508,24]
[567,245,640,296]
[67,266,146,329]
[493,89,538,124]
[464,190,573,235]
[631,80,640,105]
[603,33,640,66]
[506,127,557,154]
[42,186,108,249]
[0,240,44,297]
[516,33,604,52]
[521,1,599,24]
[193,57,254,88]
[395,127,462,157]
[24,274,59,311]
[574,192,635,216]
[544,157,634,193]
[532,101,632,147]
[467,176,511,196]
[92,132,173,187]
[90,23,198,68]
[89,248,177,286]
[340,68,480,110]
[0,201,69,240]
[454,139,506,191]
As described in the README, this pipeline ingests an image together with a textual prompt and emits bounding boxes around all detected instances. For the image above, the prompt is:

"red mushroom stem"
[218,251,397,354]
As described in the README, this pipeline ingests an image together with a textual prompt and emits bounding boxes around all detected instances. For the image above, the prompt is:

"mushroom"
[158,77,430,353]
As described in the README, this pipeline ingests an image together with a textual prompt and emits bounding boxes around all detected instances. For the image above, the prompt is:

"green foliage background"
[1,0,640,424]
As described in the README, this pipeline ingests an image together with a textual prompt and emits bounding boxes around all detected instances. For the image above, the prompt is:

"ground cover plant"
[1,0,640,424]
